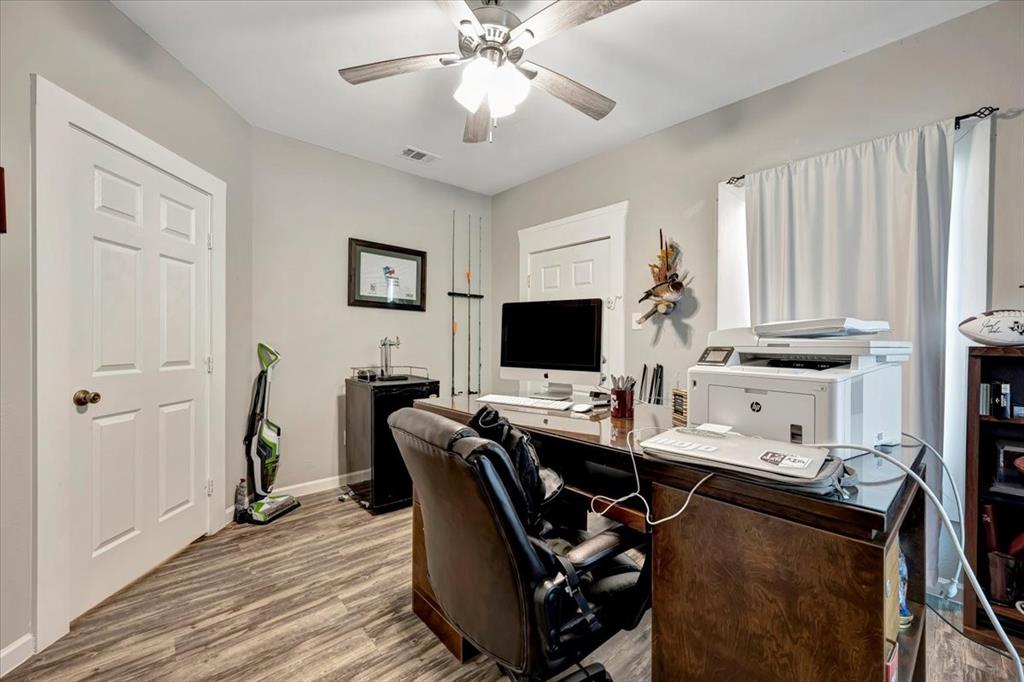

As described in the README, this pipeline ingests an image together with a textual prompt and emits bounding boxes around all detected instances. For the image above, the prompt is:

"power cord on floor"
[810,441,1024,682]
[589,427,715,526]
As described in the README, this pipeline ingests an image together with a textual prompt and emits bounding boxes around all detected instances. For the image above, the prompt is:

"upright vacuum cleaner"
[240,342,300,524]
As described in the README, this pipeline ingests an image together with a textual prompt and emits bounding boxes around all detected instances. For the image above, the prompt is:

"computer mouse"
[571,403,593,413]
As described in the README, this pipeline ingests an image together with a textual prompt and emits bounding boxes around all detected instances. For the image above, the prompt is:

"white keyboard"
[478,394,573,411]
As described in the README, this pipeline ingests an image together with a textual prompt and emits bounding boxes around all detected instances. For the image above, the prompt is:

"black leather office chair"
[388,408,650,682]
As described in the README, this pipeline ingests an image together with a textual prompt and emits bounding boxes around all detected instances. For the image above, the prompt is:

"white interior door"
[35,76,226,650]
[525,240,613,393]
[63,115,210,618]
[527,239,611,302]
[518,202,628,391]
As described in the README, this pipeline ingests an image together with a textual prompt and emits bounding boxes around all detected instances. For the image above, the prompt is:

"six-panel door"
[68,128,210,618]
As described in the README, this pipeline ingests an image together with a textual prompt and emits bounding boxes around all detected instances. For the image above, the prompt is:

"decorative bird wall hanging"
[637,229,690,324]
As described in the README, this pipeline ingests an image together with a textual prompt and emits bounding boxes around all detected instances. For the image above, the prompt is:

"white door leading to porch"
[518,202,628,393]
[35,76,227,649]
[68,131,211,617]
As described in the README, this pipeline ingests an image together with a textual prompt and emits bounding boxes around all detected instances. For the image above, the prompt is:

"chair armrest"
[566,526,647,574]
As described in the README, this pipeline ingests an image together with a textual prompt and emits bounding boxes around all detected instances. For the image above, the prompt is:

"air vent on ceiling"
[399,146,440,164]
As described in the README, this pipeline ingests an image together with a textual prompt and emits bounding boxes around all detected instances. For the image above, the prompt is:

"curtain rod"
[954,106,999,130]
[723,105,999,185]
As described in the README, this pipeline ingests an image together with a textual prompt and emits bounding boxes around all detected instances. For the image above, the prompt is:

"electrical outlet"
[631,313,644,330]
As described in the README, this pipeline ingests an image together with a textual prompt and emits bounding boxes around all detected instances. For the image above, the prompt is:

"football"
[958,309,1024,346]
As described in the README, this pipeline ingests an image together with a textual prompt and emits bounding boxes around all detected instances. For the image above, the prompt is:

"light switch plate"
[631,313,644,330]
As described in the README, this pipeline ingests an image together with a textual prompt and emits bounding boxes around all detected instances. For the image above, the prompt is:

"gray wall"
[0,0,254,651]
[490,0,1024,396]
[250,129,491,487]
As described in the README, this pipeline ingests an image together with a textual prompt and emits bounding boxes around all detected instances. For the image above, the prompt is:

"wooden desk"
[412,396,928,681]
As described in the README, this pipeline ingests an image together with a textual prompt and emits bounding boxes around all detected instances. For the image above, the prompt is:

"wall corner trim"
[0,633,36,676]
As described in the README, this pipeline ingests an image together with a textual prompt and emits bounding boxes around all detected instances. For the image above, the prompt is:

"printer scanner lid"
[708,327,912,357]
[754,317,890,337]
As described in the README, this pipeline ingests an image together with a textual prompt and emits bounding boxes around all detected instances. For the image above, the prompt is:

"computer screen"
[500,299,602,373]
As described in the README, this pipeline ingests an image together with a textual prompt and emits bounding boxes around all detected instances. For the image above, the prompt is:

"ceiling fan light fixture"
[486,63,529,119]
[453,57,496,113]
[493,63,530,106]
[453,81,485,113]
[341,0,634,142]
[487,90,517,119]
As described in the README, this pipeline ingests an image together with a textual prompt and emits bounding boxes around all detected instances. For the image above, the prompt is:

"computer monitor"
[500,298,603,400]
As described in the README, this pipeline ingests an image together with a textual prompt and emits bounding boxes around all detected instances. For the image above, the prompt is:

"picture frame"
[347,238,427,312]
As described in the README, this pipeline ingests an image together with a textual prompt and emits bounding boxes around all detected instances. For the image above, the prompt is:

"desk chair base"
[498,662,612,682]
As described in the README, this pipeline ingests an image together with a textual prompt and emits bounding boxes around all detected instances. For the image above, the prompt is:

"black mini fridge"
[343,376,439,513]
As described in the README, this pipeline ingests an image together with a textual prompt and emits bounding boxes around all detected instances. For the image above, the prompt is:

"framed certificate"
[347,238,427,311]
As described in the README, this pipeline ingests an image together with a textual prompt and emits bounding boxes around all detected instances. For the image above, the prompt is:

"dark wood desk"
[412,396,928,681]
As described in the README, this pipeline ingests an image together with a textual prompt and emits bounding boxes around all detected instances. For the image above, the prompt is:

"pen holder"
[611,388,634,419]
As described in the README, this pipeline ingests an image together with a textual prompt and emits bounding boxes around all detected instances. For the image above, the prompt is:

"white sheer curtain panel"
[716,181,750,330]
[745,121,956,448]
[943,118,993,527]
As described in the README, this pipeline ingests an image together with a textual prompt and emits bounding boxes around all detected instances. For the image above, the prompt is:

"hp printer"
[687,325,911,449]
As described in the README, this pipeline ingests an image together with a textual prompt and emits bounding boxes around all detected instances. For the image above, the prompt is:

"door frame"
[32,75,227,650]
[517,201,628,381]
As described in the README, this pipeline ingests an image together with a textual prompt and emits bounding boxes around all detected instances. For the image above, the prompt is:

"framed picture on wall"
[348,238,427,311]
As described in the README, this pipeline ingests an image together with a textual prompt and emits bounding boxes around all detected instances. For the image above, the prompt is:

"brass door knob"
[73,390,101,407]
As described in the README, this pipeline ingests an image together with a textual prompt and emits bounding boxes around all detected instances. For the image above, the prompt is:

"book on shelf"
[884,640,898,682]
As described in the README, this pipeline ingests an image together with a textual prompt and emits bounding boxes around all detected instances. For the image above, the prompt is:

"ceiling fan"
[338,0,638,143]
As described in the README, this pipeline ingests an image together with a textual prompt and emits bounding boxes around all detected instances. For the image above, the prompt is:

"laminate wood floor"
[6,490,1016,681]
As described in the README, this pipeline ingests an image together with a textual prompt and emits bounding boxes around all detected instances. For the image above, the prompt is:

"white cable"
[901,432,965,600]
[589,427,715,526]
[811,442,1024,682]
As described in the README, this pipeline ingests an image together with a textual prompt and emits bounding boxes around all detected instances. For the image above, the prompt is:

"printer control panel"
[698,346,734,366]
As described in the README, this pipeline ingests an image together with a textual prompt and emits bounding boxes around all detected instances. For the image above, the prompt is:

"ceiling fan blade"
[339,53,462,84]
[508,0,638,50]
[463,100,491,143]
[519,62,616,120]
[435,0,485,39]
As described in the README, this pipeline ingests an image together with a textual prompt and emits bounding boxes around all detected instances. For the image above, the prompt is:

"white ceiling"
[113,0,990,195]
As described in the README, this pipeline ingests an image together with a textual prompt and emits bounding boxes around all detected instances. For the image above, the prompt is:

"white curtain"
[716,181,750,330]
[939,118,993,583]
[745,121,956,449]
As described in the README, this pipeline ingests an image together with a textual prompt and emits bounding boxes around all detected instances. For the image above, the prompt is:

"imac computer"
[500,298,603,400]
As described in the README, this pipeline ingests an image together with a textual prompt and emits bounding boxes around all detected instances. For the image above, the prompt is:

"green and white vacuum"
[240,342,300,524]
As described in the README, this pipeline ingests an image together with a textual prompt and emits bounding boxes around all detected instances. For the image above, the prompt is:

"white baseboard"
[221,469,370,524]
[275,469,369,497]
[1,633,35,677]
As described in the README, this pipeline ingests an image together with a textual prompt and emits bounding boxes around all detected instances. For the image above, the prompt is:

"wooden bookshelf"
[992,603,1024,624]
[964,346,1024,652]
[897,601,926,682]
[981,415,1024,426]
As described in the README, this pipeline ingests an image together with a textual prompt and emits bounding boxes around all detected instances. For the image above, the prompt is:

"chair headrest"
[387,407,477,452]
